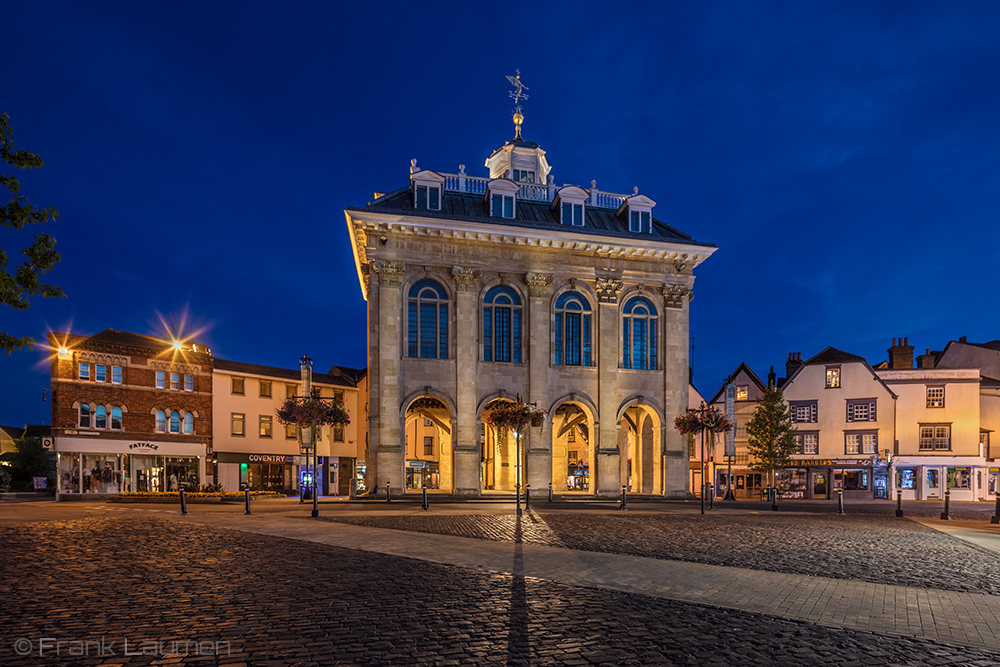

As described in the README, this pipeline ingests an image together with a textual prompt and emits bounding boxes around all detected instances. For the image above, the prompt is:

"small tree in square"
[745,386,798,489]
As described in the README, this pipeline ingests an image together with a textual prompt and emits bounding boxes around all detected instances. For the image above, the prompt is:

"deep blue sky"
[3,1,999,426]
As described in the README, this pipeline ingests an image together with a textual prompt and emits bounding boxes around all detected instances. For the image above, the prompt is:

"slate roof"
[350,188,714,248]
[83,329,212,354]
[708,362,768,404]
[801,347,869,366]
[213,358,358,388]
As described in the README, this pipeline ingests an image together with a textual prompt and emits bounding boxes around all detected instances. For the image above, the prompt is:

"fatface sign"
[129,442,160,452]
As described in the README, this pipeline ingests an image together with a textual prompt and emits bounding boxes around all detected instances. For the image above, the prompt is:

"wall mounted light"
[379,235,388,245]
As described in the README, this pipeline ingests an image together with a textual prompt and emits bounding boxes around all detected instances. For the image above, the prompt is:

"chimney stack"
[768,365,776,389]
[960,335,968,344]
[785,352,803,378]
[888,336,914,370]
[916,348,936,369]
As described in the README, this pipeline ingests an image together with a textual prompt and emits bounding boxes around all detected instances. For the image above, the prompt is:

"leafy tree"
[0,435,53,491]
[745,386,799,487]
[1,112,64,354]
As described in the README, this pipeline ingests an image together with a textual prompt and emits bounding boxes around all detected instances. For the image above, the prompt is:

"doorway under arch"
[620,405,661,495]
[551,401,595,494]
[403,396,453,492]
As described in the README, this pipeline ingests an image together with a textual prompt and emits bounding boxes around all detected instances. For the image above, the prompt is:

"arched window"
[483,285,522,363]
[183,412,194,435]
[95,405,107,429]
[155,410,166,432]
[407,278,448,359]
[80,404,92,428]
[622,296,658,370]
[554,291,592,366]
[111,406,123,430]
[169,411,181,434]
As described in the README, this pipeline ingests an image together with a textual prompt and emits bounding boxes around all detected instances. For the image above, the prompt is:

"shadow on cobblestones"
[2,517,999,666]
[323,512,1000,595]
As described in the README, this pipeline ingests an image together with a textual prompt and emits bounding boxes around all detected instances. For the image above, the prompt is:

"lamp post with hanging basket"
[485,394,546,516]
[675,404,733,515]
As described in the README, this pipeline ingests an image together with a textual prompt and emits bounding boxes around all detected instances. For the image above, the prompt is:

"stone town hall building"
[345,110,717,498]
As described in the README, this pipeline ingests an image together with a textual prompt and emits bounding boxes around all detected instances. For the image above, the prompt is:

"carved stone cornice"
[372,260,405,288]
[662,284,691,309]
[524,272,553,298]
[595,278,624,304]
[451,266,482,293]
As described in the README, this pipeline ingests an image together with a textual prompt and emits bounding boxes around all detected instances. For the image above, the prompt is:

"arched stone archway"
[618,401,664,495]
[401,394,454,493]
[550,399,597,495]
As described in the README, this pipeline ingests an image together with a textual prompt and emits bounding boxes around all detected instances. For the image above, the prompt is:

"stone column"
[373,260,405,496]
[662,283,692,498]
[452,266,481,495]
[595,277,623,497]
[525,271,553,499]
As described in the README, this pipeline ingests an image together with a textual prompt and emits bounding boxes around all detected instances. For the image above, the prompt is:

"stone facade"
[346,121,717,498]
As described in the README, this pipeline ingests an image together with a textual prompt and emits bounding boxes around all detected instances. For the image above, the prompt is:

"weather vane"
[506,70,529,113]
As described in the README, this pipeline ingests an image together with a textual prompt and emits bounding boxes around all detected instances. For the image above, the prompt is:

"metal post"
[548,481,553,502]
[515,428,522,517]
[723,456,736,501]
[837,488,844,515]
[771,485,778,511]
[244,488,252,515]
[311,475,319,518]
[699,428,706,515]
[620,484,627,511]
[422,484,428,511]
[895,488,904,518]
[992,491,1000,525]
[179,488,187,515]
[350,477,357,501]
[708,483,714,510]
[940,487,951,520]
[525,484,531,511]
[386,481,391,502]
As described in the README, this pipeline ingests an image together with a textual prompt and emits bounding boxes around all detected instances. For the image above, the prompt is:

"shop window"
[843,470,869,490]
[896,468,915,489]
[948,467,971,489]
[260,380,272,398]
[826,366,840,388]
[111,406,123,430]
[483,285,522,363]
[183,412,194,435]
[169,411,180,434]
[155,410,166,432]
[184,374,194,392]
[156,371,165,389]
[622,296,658,370]
[259,415,272,438]
[232,377,245,395]
[112,366,122,384]
[408,278,449,359]
[95,405,107,429]
[96,364,106,383]
[926,386,944,408]
[80,404,92,428]
[554,290,592,366]
[79,362,90,381]
[232,413,245,436]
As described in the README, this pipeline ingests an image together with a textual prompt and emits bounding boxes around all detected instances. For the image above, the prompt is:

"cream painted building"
[212,359,364,495]
[345,112,717,498]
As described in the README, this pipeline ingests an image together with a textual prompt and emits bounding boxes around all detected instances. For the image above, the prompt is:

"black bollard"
[709,483,715,510]
[992,491,1000,525]
[771,486,778,512]
[422,485,428,511]
[179,488,188,515]
[940,488,951,520]
[620,484,628,511]
[837,488,844,515]
[895,488,904,518]
[244,488,252,515]
[525,484,531,510]
[312,481,319,519]
[548,481,553,502]
[386,481,391,503]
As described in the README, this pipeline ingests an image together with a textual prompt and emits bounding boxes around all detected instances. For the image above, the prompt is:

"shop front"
[776,459,879,500]
[54,436,205,500]
[893,457,989,501]
[216,452,305,494]
[406,460,439,490]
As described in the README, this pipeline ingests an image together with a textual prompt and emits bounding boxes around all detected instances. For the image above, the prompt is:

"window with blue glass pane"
[407,279,448,359]
[622,295,658,370]
[554,290,592,366]
[483,285,522,363]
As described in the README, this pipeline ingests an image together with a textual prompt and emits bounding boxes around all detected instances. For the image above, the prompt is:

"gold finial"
[513,110,523,140]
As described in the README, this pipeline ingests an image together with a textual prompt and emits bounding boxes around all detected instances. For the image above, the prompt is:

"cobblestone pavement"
[322,513,1000,595]
[3,518,1000,666]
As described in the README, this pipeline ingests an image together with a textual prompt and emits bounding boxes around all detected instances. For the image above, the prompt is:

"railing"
[439,170,633,208]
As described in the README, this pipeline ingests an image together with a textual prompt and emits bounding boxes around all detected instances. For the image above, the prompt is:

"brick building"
[48,329,214,498]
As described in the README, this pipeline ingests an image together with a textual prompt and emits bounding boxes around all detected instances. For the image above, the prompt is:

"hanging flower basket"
[276,396,350,428]
[674,408,732,436]
[485,399,547,432]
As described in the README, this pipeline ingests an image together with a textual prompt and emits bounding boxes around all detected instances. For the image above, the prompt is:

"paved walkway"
[178,509,1000,652]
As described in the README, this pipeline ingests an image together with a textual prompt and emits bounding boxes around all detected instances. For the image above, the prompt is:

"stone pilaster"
[662,282,692,498]
[596,278,623,496]
[525,272,553,498]
[452,265,481,495]
[372,260,405,496]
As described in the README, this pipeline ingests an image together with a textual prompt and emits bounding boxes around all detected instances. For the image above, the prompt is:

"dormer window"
[492,193,514,218]
[629,210,651,233]
[415,184,440,211]
[562,202,583,226]
[512,169,535,183]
